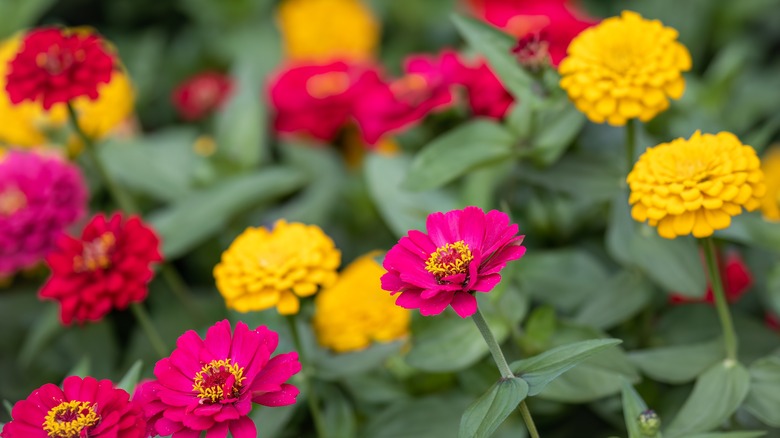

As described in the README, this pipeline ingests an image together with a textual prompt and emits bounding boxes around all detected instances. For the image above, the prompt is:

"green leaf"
[768,264,780,318]
[518,305,557,354]
[716,213,780,254]
[17,304,60,367]
[364,153,458,238]
[253,404,298,438]
[0,0,56,38]
[628,339,725,384]
[529,99,586,166]
[681,433,766,438]
[666,360,751,437]
[362,395,473,438]
[116,360,144,394]
[3,399,12,417]
[314,342,403,381]
[510,339,622,396]
[404,119,517,191]
[65,357,91,379]
[574,271,653,330]
[621,380,657,438]
[459,377,529,438]
[320,384,356,438]
[148,167,306,259]
[744,356,780,427]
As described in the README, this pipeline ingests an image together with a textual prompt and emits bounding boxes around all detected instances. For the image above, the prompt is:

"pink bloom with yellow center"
[136,320,301,438]
[381,206,526,318]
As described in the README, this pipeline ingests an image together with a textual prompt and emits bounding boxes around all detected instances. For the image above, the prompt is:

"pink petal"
[458,206,486,249]
[202,319,232,362]
[419,292,454,316]
[252,383,300,407]
[472,273,502,292]
[450,292,478,318]
[395,290,423,309]
[229,416,257,438]
[204,421,229,438]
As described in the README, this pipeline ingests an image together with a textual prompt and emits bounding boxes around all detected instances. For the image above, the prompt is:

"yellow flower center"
[192,359,246,404]
[0,186,26,216]
[425,241,474,278]
[73,232,116,272]
[390,73,428,104]
[306,72,350,99]
[42,400,100,438]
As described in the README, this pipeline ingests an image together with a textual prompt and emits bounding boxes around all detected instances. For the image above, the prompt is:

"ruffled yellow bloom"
[0,33,135,149]
[628,131,766,239]
[313,252,410,353]
[276,0,379,62]
[213,220,341,315]
[760,147,780,221]
[559,11,691,126]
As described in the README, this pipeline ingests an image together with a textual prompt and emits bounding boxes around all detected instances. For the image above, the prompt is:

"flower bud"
[638,409,661,436]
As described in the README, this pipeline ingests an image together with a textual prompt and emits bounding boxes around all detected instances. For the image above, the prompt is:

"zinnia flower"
[627,131,766,239]
[449,52,514,119]
[559,10,691,126]
[276,0,379,62]
[213,220,340,315]
[39,212,162,325]
[670,250,752,304]
[313,251,410,352]
[466,0,597,65]
[381,206,526,318]
[171,71,233,121]
[136,320,301,438]
[269,60,380,142]
[5,27,115,109]
[760,147,780,221]
[0,375,146,438]
[0,150,87,276]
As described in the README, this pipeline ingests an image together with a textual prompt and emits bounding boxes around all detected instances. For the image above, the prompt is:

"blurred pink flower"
[448,52,514,119]
[171,71,233,121]
[381,206,525,318]
[0,150,87,276]
[670,251,753,305]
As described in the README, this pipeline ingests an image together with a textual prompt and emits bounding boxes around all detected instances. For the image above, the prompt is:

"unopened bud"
[638,409,661,436]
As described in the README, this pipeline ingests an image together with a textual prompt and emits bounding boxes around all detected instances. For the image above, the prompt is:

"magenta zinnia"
[381,206,526,317]
[136,320,301,438]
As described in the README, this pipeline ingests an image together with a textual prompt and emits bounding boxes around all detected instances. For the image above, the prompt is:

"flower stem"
[285,316,326,438]
[129,303,168,358]
[159,263,206,323]
[626,118,636,172]
[471,308,540,438]
[702,237,738,361]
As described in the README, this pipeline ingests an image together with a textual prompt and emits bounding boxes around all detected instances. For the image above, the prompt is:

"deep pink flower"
[354,52,456,145]
[466,0,597,66]
[381,206,526,318]
[1,375,146,438]
[269,60,380,142]
[171,71,234,121]
[137,320,301,438]
[448,53,514,119]
[0,150,87,276]
[670,251,752,305]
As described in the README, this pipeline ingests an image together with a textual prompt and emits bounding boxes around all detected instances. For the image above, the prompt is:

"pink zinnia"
[381,206,526,318]
[0,150,87,276]
[1,375,146,438]
[449,53,514,119]
[136,320,301,438]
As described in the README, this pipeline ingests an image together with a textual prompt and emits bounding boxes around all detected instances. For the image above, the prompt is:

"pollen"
[42,400,99,438]
[0,186,26,216]
[192,359,246,404]
[73,232,116,272]
[306,72,351,99]
[425,240,474,277]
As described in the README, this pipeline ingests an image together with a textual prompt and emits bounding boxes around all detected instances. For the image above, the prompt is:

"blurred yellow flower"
[628,131,766,239]
[313,252,410,353]
[761,147,780,221]
[559,11,691,126]
[213,220,341,315]
[277,0,379,62]
[0,33,135,150]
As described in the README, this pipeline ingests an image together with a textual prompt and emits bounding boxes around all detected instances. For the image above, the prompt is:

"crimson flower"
[136,320,301,438]
[5,27,115,109]
[171,71,234,121]
[0,375,146,438]
[381,206,526,317]
[448,52,514,119]
[39,212,162,325]
[670,251,752,305]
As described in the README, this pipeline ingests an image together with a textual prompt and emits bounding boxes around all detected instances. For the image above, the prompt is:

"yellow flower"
[213,220,341,315]
[559,11,691,126]
[0,33,135,149]
[760,147,780,221]
[276,0,379,62]
[628,131,766,239]
[313,252,410,353]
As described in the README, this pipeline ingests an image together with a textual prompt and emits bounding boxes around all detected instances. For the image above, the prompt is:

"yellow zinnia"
[276,0,379,62]
[213,220,341,315]
[628,131,766,239]
[760,147,780,221]
[559,10,691,126]
[313,252,410,353]
[0,33,135,150]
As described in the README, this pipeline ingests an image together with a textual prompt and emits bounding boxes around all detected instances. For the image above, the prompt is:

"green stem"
[129,303,168,358]
[702,237,738,361]
[286,316,326,438]
[626,119,636,173]
[159,263,206,323]
[519,400,541,438]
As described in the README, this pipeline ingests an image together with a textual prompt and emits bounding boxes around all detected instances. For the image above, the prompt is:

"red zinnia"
[39,212,162,325]
[171,71,234,121]
[136,320,301,438]
[447,52,514,119]
[0,375,146,438]
[670,251,753,305]
[5,27,115,109]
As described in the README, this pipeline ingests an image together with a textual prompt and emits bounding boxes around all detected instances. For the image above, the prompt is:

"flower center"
[0,187,26,216]
[425,240,474,278]
[390,73,429,105]
[42,400,100,438]
[73,232,116,272]
[35,44,82,75]
[306,72,350,99]
[192,359,246,404]
[192,81,220,108]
